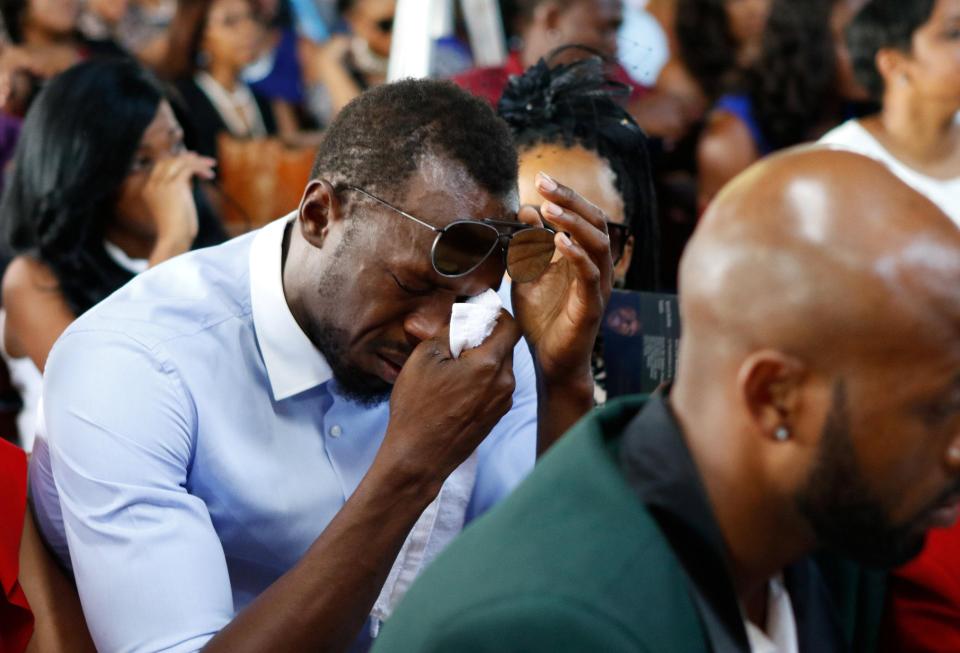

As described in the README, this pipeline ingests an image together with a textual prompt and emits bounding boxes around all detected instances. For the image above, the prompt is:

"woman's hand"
[512,172,614,398]
[142,151,216,266]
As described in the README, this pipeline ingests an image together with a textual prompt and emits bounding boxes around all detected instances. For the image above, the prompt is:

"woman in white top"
[820,0,960,225]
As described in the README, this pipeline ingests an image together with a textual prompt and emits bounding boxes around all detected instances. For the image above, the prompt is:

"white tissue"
[449,289,502,358]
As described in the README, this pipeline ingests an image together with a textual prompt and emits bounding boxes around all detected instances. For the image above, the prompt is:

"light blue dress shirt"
[35,216,537,653]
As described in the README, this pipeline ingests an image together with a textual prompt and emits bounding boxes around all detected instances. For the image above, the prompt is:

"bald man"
[370,148,960,653]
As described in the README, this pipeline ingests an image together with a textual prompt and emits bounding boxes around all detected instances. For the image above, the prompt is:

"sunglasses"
[342,186,557,282]
[607,222,631,266]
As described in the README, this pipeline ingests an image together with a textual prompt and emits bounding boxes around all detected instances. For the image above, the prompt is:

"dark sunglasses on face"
[375,17,393,33]
[342,186,557,283]
[606,221,630,266]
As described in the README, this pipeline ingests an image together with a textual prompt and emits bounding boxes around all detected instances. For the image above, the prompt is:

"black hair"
[0,0,27,43]
[847,0,936,101]
[676,0,742,100]
[2,59,167,314]
[743,0,837,150]
[499,48,659,290]
[312,78,518,202]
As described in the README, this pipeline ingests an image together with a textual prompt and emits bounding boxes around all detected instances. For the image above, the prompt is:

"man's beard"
[794,381,935,569]
[306,229,394,407]
[309,319,393,407]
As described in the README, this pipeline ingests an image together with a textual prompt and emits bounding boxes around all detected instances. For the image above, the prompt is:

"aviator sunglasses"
[342,186,558,282]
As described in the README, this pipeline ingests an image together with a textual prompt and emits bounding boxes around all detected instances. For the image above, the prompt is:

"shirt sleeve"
[44,329,233,653]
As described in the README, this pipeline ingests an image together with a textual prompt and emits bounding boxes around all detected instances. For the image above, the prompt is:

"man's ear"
[298,179,344,249]
[737,351,808,442]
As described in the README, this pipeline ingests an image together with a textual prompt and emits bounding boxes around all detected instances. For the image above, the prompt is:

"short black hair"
[312,78,518,203]
[499,49,659,290]
[847,0,936,100]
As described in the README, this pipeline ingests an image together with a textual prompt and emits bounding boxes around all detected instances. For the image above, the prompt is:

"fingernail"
[558,232,572,248]
[542,201,563,217]
[536,172,558,192]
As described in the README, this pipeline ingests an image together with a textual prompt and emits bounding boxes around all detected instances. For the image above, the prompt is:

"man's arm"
[46,315,522,652]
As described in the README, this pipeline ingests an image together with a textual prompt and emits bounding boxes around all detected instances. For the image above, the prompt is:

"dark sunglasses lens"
[377,18,393,32]
[507,228,555,282]
[433,222,499,276]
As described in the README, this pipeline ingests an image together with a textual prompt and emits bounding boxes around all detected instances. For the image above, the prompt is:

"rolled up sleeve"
[44,330,234,653]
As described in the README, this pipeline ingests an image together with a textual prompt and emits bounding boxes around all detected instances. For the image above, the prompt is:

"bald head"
[679,147,960,375]
[671,147,960,579]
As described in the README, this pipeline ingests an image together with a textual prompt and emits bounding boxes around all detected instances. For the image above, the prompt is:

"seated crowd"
[0,0,958,651]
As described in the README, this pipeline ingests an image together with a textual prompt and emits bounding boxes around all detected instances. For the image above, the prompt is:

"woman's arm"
[2,257,76,373]
[20,510,96,653]
[696,110,760,214]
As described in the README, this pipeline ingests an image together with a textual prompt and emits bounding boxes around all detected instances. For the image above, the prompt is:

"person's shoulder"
[819,118,872,148]
[2,254,57,299]
[66,233,258,349]
[698,106,760,183]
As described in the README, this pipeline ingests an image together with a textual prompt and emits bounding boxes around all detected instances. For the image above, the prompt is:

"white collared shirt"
[35,215,538,652]
[744,574,800,653]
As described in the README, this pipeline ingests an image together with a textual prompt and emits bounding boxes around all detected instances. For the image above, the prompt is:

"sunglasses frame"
[605,221,631,266]
[341,185,557,279]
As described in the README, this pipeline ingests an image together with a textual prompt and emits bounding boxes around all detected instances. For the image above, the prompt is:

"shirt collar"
[618,393,846,653]
[249,214,333,400]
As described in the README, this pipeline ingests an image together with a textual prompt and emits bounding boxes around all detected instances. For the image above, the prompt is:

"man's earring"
[774,425,791,442]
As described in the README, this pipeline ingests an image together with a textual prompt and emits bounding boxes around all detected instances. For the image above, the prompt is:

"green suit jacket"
[373,396,707,652]
[373,394,885,652]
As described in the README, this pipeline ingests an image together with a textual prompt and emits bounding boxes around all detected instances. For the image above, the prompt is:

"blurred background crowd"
[0,0,954,444]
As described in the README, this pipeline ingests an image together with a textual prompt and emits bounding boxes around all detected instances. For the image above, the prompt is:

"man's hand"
[514,173,613,390]
[512,173,614,452]
[378,311,522,498]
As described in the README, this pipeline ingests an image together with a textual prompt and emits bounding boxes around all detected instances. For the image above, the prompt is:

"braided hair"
[498,48,660,290]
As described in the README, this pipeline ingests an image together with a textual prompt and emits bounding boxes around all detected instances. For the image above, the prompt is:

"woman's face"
[900,0,960,107]
[25,0,78,39]
[113,101,185,242]
[518,143,634,285]
[724,0,772,51]
[346,0,396,59]
[202,0,262,73]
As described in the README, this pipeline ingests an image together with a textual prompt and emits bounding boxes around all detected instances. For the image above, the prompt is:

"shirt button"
[330,424,343,438]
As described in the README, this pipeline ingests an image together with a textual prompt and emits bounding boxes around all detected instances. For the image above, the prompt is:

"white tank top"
[820,118,960,227]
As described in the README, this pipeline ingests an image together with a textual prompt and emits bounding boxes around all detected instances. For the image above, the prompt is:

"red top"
[882,524,960,652]
[0,439,32,653]
[452,51,649,108]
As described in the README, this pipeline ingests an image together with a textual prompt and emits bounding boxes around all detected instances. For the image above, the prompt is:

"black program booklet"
[600,290,681,399]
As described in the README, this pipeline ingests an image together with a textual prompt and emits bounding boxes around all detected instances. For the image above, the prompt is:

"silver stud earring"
[774,426,790,442]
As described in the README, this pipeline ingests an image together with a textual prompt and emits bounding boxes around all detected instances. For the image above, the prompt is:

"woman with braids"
[0,58,225,475]
[821,0,960,227]
[498,50,658,402]
[696,0,871,212]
